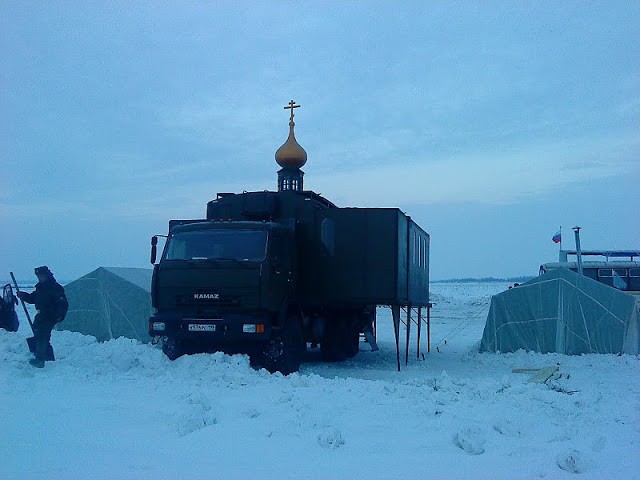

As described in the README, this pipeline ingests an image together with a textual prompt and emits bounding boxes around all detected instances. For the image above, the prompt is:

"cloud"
[306,135,639,208]
[3,132,635,225]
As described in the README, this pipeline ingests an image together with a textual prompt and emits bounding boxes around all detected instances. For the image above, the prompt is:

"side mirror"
[150,236,158,264]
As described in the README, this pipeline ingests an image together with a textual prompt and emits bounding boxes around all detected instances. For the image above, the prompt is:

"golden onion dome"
[275,100,307,169]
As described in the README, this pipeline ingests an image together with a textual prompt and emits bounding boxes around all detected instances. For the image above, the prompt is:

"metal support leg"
[427,303,432,353]
[392,305,401,372]
[417,307,422,359]
[405,307,411,365]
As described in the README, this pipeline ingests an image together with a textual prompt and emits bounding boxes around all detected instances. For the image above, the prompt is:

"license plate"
[188,324,216,332]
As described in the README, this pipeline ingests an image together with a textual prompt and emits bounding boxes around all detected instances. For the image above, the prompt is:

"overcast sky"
[1,1,638,281]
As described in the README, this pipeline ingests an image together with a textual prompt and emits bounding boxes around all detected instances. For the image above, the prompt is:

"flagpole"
[559,225,562,251]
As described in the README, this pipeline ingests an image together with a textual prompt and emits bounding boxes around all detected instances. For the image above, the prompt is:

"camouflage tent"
[58,267,153,343]
[480,268,639,355]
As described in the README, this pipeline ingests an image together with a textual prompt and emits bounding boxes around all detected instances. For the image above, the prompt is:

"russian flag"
[552,231,561,244]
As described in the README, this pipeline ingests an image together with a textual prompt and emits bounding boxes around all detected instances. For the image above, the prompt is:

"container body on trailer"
[149,190,429,374]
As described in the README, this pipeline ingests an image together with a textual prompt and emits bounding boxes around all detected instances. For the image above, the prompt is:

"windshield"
[164,230,268,262]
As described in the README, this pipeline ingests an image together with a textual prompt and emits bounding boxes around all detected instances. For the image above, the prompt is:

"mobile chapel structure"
[149,101,431,373]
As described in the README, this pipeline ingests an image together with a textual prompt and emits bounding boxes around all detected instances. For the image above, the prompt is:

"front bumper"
[149,311,273,343]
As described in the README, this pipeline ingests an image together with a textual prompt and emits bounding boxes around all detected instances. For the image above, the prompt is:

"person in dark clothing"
[17,266,68,368]
[0,284,19,332]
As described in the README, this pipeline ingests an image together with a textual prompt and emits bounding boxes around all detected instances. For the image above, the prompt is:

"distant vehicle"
[148,102,430,374]
[540,250,640,294]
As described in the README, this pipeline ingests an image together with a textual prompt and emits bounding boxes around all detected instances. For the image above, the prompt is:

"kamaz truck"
[149,101,429,374]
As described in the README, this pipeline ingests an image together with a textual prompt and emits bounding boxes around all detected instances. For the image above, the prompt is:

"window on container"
[584,269,598,280]
[630,268,640,278]
[423,238,428,270]
[613,268,628,277]
[321,218,335,256]
[410,232,416,263]
[598,269,613,278]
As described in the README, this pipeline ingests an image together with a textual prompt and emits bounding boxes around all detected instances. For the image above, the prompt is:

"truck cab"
[149,220,301,371]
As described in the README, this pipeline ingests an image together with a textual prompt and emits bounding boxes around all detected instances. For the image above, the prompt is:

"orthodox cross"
[284,100,300,123]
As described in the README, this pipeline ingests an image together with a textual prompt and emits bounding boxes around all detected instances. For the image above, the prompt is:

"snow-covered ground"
[1,281,639,479]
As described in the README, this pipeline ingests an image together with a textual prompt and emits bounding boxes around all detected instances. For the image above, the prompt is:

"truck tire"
[344,326,360,358]
[321,318,348,362]
[162,336,184,361]
[345,309,369,358]
[261,315,304,375]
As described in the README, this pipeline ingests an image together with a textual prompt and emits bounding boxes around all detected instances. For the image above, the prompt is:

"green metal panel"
[318,208,401,304]
[203,190,430,307]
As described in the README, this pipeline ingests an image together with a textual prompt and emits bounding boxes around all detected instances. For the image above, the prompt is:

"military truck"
[149,101,429,374]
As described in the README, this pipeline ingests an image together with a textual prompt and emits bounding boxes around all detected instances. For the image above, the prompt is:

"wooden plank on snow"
[512,368,540,373]
[527,365,559,384]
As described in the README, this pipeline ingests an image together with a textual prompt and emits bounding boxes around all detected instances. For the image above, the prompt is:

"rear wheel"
[344,326,360,358]
[321,317,348,362]
[261,315,304,375]
[322,312,363,361]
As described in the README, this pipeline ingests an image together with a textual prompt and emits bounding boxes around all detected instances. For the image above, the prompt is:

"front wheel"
[161,336,184,361]
[260,315,304,375]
